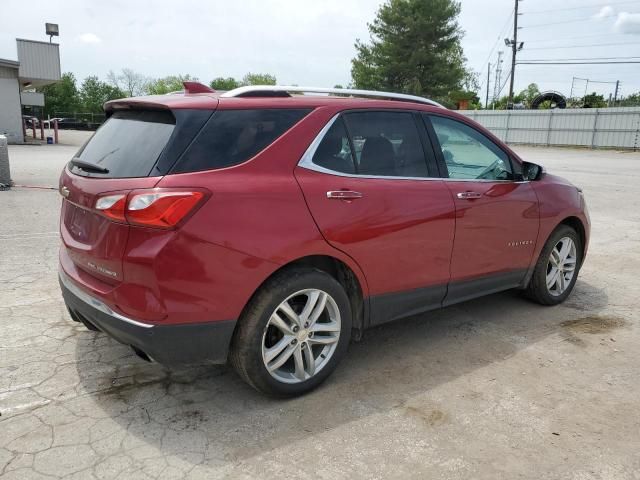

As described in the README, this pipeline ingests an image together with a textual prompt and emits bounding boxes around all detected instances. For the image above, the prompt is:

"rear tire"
[526,225,582,305]
[230,267,352,397]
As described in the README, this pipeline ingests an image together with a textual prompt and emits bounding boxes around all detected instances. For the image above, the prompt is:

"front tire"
[526,225,582,305]
[230,268,352,397]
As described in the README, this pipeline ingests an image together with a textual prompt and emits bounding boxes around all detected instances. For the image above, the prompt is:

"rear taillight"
[95,194,127,222]
[126,191,205,228]
[94,189,208,229]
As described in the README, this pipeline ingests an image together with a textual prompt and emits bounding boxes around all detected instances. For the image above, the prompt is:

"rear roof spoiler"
[183,81,215,94]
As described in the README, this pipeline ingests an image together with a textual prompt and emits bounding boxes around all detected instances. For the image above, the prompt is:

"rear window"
[71,110,175,178]
[171,109,311,173]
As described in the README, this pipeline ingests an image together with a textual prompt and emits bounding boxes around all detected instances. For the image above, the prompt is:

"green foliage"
[488,83,540,110]
[209,73,277,90]
[38,73,80,116]
[582,92,607,108]
[519,83,541,108]
[146,74,198,95]
[618,92,640,107]
[80,76,125,113]
[351,0,474,105]
[209,77,241,91]
[241,73,277,86]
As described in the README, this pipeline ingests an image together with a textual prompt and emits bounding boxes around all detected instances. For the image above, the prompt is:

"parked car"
[58,84,590,396]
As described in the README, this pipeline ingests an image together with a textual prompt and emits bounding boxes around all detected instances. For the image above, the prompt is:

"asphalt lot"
[1,132,639,479]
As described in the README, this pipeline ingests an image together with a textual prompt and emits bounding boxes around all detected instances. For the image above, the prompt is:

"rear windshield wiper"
[70,157,110,174]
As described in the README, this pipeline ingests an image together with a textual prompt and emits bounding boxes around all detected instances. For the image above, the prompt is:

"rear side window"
[172,109,311,173]
[342,111,430,178]
[312,118,356,174]
[72,110,175,178]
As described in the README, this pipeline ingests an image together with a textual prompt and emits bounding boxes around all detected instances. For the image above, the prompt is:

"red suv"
[59,84,590,396]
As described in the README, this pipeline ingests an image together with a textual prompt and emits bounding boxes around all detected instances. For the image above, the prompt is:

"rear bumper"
[59,270,236,366]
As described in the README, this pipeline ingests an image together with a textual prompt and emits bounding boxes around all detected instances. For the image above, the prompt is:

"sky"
[1,0,639,102]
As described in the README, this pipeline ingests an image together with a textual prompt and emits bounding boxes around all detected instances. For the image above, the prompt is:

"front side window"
[427,115,512,181]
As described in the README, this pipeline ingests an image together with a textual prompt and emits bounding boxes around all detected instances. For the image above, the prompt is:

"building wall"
[16,39,61,84]
[0,66,23,144]
[460,108,640,150]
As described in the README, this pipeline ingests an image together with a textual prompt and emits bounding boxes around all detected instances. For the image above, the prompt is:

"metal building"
[0,38,61,143]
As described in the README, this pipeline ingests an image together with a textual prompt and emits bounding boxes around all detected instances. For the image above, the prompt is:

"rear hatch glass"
[71,110,175,178]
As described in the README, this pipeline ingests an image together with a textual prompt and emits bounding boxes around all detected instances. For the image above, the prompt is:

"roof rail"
[220,85,444,108]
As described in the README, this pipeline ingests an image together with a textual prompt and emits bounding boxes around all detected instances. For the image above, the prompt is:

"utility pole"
[614,80,620,105]
[486,62,491,108]
[493,51,504,105]
[506,0,522,109]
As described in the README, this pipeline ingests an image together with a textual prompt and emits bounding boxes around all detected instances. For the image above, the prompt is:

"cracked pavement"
[1,134,639,479]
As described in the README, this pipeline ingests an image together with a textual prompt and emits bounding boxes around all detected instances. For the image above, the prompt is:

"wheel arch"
[235,254,368,341]
[558,216,587,259]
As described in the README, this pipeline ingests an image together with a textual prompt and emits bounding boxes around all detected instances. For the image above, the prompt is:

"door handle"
[456,191,482,199]
[326,190,364,200]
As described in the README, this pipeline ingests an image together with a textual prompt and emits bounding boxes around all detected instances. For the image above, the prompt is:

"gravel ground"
[1,132,639,479]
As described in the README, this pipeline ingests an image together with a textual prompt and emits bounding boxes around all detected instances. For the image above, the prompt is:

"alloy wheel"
[261,289,341,384]
[546,236,577,296]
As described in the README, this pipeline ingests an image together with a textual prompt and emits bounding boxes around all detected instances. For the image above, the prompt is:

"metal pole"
[486,62,491,108]
[614,80,620,105]
[507,0,519,108]
[570,77,575,99]
[0,135,11,190]
[54,119,59,144]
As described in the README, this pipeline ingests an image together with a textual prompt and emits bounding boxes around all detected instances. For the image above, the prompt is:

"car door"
[295,110,456,326]
[424,114,540,305]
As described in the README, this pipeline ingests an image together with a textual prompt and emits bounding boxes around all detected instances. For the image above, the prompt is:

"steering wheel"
[476,160,504,180]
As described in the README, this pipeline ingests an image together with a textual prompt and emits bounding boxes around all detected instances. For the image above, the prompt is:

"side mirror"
[522,161,544,181]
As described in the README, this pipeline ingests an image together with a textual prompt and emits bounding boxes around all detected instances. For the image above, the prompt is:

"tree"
[80,76,125,113]
[38,72,80,116]
[519,83,541,108]
[107,68,147,97]
[241,73,276,86]
[146,74,198,95]
[209,77,241,91]
[618,92,640,107]
[582,92,606,108]
[351,0,473,105]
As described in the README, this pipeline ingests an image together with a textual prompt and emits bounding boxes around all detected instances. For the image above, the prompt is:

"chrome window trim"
[297,114,526,184]
[59,269,154,329]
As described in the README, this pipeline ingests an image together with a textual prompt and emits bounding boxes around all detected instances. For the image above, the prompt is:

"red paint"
[59,94,590,329]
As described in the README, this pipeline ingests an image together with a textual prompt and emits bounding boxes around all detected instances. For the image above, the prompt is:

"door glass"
[342,112,430,177]
[428,115,512,181]
[312,118,356,174]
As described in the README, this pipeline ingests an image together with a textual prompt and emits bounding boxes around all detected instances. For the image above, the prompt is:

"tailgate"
[59,169,161,284]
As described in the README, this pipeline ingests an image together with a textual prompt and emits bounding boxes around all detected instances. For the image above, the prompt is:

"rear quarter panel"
[151,106,370,324]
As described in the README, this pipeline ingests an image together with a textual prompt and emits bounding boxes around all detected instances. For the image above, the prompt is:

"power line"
[522,1,640,14]
[476,8,514,79]
[521,32,628,44]
[521,14,619,28]
[525,41,640,50]
[518,61,640,64]
[520,56,640,61]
